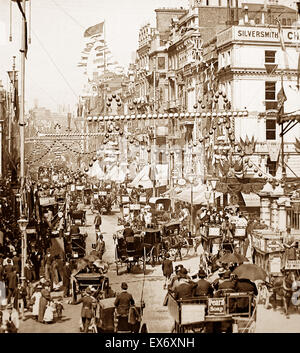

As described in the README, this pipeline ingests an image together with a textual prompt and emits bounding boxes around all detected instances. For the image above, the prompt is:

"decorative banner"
[266,141,281,162]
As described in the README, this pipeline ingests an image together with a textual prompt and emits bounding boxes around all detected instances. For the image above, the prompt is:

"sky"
[0,0,188,112]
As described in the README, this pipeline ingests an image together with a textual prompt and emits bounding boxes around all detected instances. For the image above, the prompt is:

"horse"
[270,271,299,318]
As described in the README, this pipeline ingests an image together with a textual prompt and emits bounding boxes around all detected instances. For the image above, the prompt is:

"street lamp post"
[17,215,28,318]
[188,175,195,235]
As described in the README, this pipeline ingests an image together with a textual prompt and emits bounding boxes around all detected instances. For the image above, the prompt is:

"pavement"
[19,205,300,333]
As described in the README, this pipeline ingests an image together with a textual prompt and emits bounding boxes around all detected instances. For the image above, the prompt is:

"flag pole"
[280,72,286,180]
[104,21,107,73]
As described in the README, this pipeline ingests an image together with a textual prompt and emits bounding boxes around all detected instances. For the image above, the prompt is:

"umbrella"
[233,263,267,282]
[218,252,249,264]
[84,254,99,262]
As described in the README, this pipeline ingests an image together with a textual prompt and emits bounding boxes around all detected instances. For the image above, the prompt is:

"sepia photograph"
[0,0,300,338]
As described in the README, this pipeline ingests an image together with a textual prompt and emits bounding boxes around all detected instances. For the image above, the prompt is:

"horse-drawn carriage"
[66,233,87,260]
[167,291,256,333]
[115,233,146,275]
[142,228,163,265]
[161,221,201,260]
[149,197,171,225]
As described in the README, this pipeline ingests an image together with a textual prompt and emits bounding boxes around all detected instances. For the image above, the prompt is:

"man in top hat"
[114,282,135,317]
[193,269,214,297]
[81,287,97,333]
[162,253,173,289]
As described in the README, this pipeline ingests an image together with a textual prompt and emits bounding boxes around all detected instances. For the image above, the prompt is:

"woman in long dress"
[38,282,51,323]
[31,285,42,320]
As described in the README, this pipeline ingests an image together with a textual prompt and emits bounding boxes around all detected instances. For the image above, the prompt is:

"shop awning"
[241,193,260,207]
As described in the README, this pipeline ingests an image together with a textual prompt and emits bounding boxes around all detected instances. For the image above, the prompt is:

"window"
[265,50,276,63]
[218,0,221,6]
[266,119,276,140]
[265,81,276,100]
[159,152,163,164]
[267,158,277,176]
[255,18,260,24]
[282,18,287,26]
[287,18,291,26]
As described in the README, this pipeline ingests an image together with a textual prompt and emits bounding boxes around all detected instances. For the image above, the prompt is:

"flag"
[277,78,287,123]
[84,21,104,38]
[277,20,286,52]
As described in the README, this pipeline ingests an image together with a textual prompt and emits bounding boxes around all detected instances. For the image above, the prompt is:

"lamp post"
[17,216,28,285]
[188,175,195,235]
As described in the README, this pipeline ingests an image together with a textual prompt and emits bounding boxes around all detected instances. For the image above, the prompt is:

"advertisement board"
[208,298,226,315]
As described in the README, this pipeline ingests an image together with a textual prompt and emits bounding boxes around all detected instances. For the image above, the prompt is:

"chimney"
[226,0,231,26]
[234,0,239,25]
[244,5,249,24]
[297,2,300,23]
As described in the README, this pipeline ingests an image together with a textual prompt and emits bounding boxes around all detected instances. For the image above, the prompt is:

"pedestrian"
[38,282,51,323]
[30,247,41,280]
[43,301,56,324]
[6,268,17,304]
[80,287,97,333]
[114,282,135,317]
[13,282,27,320]
[62,261,71,298]
[2,303,19,333]
[96,234,105,260]
[31,285,42,321]
[94,211,102,233]
[55,297,64,322]
[161,253,173,289]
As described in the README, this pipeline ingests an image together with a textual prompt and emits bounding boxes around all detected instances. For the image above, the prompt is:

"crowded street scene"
[0,0,300,336]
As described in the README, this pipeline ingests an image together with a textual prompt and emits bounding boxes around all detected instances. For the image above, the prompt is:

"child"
[55,298,64,322]
[43,301,56,324]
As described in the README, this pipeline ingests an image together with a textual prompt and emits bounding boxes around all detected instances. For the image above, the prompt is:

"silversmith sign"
[217,26,300,47]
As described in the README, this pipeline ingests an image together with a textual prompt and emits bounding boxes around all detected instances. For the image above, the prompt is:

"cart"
[168,291,256,333]
[142,228,163,265]
[97,297,145,333]
[67,233,87,259]
[115,234,146,275]
[69,209,86,226]
[149,197,171,224]
[72,265,111,303]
